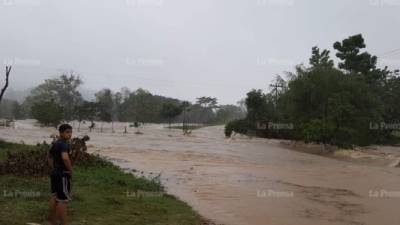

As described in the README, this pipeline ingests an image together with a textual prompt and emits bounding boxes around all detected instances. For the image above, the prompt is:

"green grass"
[0,140,39,161]
[0,141,203,225]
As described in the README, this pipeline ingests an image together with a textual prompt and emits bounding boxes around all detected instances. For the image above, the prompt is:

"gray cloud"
[1,0,399,104]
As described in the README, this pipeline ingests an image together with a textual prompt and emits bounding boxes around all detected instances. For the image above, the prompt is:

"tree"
[160,103,183,127]
[113,91,123,121]
[118,88,185,123]
[31,100,64,127]
[229,34,399,147]
[126,88,153,123]
[196,97,218,109]
[284,66,382,146]
[245,89,267,122]
[95,89,113,132]
[12,101,23,119]
[0,66,12,103]
[309,46,334,68]
[75,101,99,131]
[25,73,83,120]
[0,99,22,119]
[382,72,400,124]
[215,105,246,124]
[195,97,218,123]
[180,101,191,130]
[333,34,377,74]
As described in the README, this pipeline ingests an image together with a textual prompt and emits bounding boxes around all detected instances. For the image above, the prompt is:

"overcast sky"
[1,0,400,104]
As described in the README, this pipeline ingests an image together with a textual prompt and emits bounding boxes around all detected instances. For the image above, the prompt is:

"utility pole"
[269,80,284,107]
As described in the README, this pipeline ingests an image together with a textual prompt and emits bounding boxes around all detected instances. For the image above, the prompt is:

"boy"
[47,124,73,225]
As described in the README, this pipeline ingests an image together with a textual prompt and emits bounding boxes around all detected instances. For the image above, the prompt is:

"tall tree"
[215,105,246,124]
[0,66,12,103]
[309,46,334,68]
[31,100,64,127]
[0,99,22,119]
[195,97,218,123]
[75,101,99,131]
[160,103,183,127]
[196,97,218,109]
[227,34,399,147]
[25,73,83,120]
[333,34,377,74]
[95,89,113,132]
[245,89,267,122]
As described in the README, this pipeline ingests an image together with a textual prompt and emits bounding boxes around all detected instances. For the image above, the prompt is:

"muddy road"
[1,121,400,225]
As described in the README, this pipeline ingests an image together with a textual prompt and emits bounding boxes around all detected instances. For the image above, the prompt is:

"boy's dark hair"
[59,124,73,133]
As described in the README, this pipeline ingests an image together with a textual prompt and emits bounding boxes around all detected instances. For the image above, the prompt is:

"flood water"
[1,121,400,225]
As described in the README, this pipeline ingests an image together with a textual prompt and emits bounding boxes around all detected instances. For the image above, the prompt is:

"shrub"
[225,119,254,137]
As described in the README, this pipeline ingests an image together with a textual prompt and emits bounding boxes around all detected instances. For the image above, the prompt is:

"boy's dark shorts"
[51,172,72,202]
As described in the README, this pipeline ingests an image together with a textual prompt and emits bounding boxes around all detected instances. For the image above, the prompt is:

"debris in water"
[389,158,400,167]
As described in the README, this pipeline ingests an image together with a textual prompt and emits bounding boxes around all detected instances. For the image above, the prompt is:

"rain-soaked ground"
[1,120,400,225]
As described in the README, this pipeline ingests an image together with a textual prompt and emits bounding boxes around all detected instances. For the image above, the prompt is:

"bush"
[225,119,254,137]
[301,119,335,144]
[0,138,114,176]
[0,142,51,176]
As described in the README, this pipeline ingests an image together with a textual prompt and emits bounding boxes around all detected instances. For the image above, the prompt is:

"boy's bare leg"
[56,201,68,225]
[48,195,58,225]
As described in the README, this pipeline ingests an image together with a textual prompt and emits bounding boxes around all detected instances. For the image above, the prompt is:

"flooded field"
[1,120,400,225]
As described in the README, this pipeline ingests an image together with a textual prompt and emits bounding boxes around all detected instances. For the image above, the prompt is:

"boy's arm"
[62,152,73,175]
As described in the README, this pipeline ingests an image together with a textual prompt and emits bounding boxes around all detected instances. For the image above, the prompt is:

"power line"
[385,52,400,58]
[378,48,400,57]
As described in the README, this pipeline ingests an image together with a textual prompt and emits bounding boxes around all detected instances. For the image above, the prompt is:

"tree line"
[0,75,245,128]
[226,34,400,148]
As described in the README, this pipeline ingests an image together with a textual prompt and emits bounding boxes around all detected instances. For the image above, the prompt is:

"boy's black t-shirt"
[50,139,70,175]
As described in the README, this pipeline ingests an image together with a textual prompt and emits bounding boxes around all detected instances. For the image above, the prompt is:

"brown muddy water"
[1,120,400,225]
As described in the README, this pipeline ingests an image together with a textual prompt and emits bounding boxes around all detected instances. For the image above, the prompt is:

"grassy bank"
[0,141,203,225]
